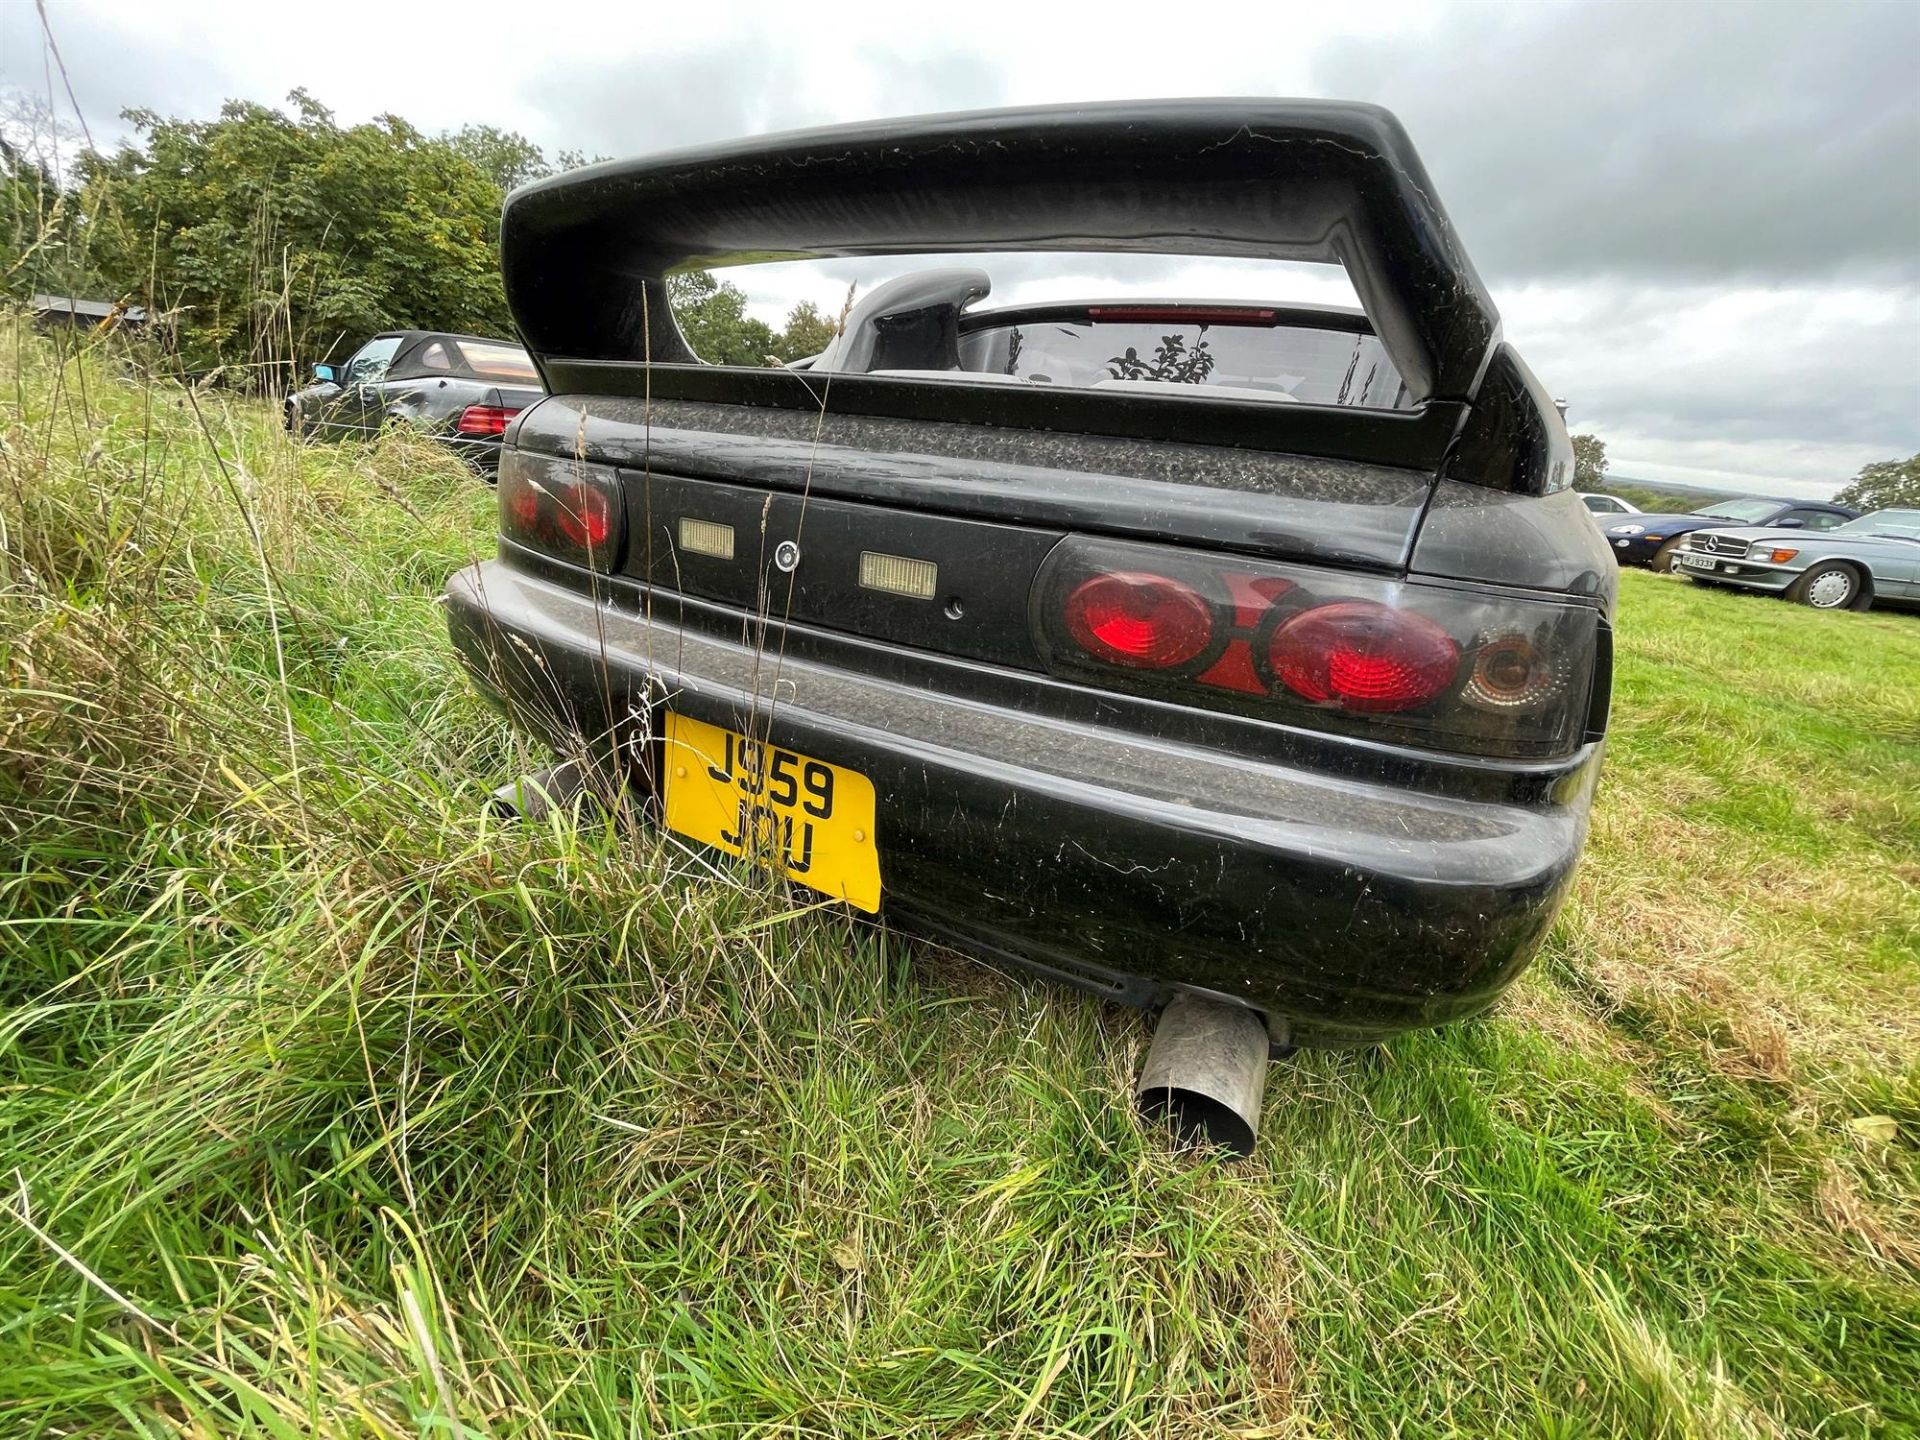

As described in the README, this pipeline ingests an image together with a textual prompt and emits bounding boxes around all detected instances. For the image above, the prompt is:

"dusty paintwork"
[448,100,1614,1045]
[449,561,1594,1043]
[517,395,1433,569]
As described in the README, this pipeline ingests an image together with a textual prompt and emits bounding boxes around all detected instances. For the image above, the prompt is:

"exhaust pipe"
[1135,993,1272,1157]
[487,760,597,822]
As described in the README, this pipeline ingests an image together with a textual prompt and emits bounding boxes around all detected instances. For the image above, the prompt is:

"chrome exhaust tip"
[486,760,596,822]
[1135,992,1272,1158]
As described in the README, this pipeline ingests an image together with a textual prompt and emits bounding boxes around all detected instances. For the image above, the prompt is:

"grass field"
[2,327,1917,1438]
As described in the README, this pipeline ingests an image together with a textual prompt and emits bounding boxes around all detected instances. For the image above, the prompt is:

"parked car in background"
[286,330,543,474]
[1579,492,1640,517]
[1673,509,1920,611]
[445,100,1616,1055]
[1603,496,1857,571]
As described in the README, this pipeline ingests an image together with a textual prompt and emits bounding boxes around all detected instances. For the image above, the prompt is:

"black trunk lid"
[514,394,1433,670]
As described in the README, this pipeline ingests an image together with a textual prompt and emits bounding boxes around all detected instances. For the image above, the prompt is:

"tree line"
[5,87,1914,503]
[0,90,837,382]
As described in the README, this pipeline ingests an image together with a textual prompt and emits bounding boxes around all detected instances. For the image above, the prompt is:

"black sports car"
[286,330,544,474]
[1602,496,1857,571]
[446,100,1615,1080]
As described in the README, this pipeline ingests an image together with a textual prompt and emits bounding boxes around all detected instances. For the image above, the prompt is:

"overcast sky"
[4,0,1915,499]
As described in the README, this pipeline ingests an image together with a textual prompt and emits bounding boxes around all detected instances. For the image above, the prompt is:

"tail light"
[456,405,522,437]
[1036,537,1604,759]
[1085,305,1278,325]
[497,450,622,571]
[1268,602,1458,713]
[1463,631,1571,712]
[1064,572,1214,668]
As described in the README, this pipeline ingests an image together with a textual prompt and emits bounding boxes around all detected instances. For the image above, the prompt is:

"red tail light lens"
[1085,306,1278,325]
[508,483,541,533]
[456,405,521,437]
[497,451,621,571]
[1268,601,1460,713]
[1034,538,1601,758]
[1064,572,1214,669]
[554,485,612,548]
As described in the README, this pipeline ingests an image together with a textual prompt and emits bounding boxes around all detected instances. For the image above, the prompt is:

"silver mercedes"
[1672,509,1920,612]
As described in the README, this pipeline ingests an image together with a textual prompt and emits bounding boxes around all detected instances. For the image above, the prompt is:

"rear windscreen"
[670,255,1418,410]
[956,317,1408,408]
[455,340,539,384]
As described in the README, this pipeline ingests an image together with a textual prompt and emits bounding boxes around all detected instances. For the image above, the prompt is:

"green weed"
[1,322,1914,1437]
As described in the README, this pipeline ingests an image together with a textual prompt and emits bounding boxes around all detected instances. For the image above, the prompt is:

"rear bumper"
[1673,554,1796,592]
[446,558,1599,1045]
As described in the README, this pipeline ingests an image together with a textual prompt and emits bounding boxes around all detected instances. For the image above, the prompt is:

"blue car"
[1602,497,1857,571]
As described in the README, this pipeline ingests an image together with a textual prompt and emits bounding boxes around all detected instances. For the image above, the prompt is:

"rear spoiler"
[495,101,1563,482]
[503,100,1498,407]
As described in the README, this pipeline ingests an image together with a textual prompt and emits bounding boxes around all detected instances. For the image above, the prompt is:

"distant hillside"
[1591,475,1729,514]
[1607,473,1741,498]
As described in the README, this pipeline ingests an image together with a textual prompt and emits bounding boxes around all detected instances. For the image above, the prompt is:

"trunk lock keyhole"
[944,597,965,620]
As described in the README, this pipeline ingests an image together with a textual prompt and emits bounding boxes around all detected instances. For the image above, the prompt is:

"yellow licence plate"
[661,712,881,913]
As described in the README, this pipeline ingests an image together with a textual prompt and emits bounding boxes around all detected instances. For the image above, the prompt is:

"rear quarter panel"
[1411,482,1618,610]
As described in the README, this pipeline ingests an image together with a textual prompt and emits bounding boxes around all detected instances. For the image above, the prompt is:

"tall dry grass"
[0,318,1915,1436]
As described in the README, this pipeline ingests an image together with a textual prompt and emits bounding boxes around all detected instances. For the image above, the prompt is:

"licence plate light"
[678,517,735,559]
[859,550,938,600]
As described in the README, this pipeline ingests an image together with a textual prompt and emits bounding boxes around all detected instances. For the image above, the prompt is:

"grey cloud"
[1512,283,1918,460]
[520,47,819,160]
[1313,0,1920,284]
[858,46,1005,123]
[0,8,232,148]
[524,44,1007,163]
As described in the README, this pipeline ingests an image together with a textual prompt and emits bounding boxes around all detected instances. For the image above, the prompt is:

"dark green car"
[286,330,543,474]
